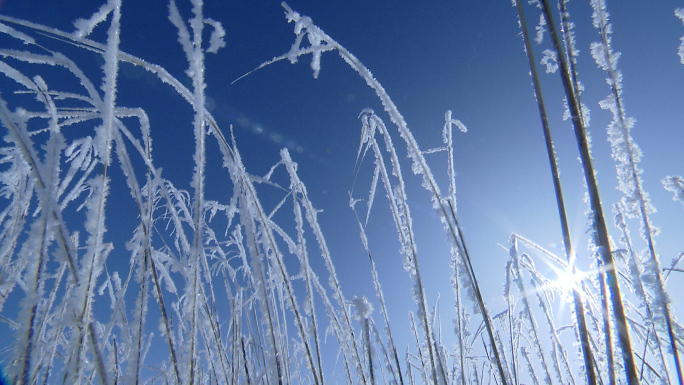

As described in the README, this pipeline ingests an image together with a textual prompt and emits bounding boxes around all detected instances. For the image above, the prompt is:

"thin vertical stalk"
[508,238,554,384]
[591,1,683,381]
[449,202,509,385]
[365,318,375,385]
[73,2,122,381]
[513,1,597,384]
[615,203,672,383]
[598,260,616,385]
[538,0,639,383]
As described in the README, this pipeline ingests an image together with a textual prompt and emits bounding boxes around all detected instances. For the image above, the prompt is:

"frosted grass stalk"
[281,148,331,384]
[614,203,673,382]
[7,75,65,385]
[0,145,32,296]
[526,263,576,384]
[1,88,78,384]
[354,109,440,384]
[513,2,598,382]
[538,0,639,382]
[69,2,122,382]
[227,138,337,384]
[270,147,367,381]
[167,0,211,381]
[559,0,590,129]
[507,238,554,384]
[356,242,404,385]
[108,106,159,385]
[590,1,682,382]
[442,110,473,385]
[663,176,684,209]
[0,92,81,295]
[521,346,542,385]
[128,254,150,384]
[370,256,404,383]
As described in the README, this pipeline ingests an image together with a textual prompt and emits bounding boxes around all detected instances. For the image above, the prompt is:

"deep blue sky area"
[1,0,684,381]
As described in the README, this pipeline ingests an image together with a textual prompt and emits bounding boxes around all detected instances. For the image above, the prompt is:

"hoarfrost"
[677,8,684,63]
[540,49,558,73]
[534,13,546,44]
[663,175,684,208]
[352,296,374,320]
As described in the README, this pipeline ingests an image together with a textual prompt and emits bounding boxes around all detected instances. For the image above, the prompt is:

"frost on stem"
[676,8,684,63]
[540,49,558,73]
[535,13,546,44]
[352,296,374,321]
[663,175,684,208]
[72,0,118,39]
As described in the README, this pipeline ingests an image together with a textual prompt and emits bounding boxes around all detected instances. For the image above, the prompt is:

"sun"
[552,267,582,298]
[546,263,595,304]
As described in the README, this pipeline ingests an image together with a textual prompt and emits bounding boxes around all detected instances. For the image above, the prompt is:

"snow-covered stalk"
[67,1,122,382]
[280,147,366,382]
[408,311,430,384]
[590,2,682,381]
[281,148,338,385]
[263,158,362,380]
[352,109,440,384]
[451,249,468,385]
[597,256,617,385]
[167,0,209,381]
[614,203,672,381]
[148,246,182,384]
[228,139,340,384]
[0,93,81,291]
[447,201,509,385]
[512,1,597,382]
[128,253,149,384]
[350,201,404,384]
[367,319,391,383]
[663,176,684,210]
[503,266,518,385]
[12,87,62,385]
[526,265,576,384]
[442,110,470,385]
[507,237,554,384]
[520,346,541,385]
[537,0,639,382]
[353,296,375,385]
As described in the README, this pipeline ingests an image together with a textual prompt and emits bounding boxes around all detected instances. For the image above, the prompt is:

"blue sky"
[2,0,684,381]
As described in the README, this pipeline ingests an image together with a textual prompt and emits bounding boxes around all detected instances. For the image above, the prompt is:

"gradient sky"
[2,0,684,381]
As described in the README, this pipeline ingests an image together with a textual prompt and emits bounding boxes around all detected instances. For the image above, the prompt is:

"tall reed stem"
[513,1,597,383]
[538,0,639,383]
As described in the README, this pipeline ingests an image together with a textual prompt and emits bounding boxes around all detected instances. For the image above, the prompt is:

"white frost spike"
[0,22,35,44]
[540,49,558,73]
[677,9,684,63]
[204,18,226,53]
[168,0,194,64]
[444,110,467,134]
[663,175,684,208]
[282,4,336,79]
[308,27,323,78]
[535,13,546,44]
[72,0,117,39]
[352,296,373,320]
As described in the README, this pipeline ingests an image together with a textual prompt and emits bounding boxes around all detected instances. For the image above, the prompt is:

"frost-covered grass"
[0,0,683,384]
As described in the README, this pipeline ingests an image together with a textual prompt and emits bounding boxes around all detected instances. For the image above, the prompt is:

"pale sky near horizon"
[1,0,684,381]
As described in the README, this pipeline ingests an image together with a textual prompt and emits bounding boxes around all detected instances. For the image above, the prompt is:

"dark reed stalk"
[512,1,597,383]
[538,0,640,382]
